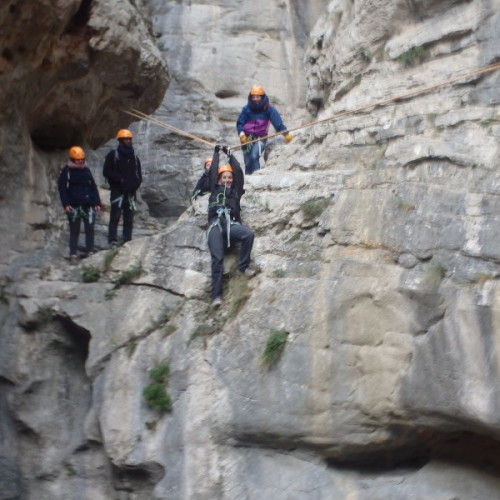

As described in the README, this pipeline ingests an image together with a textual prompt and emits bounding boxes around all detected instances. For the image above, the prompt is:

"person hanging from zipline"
[236,85,293,175]
[102,129,142,247]
[57,146,101,262]
[206,145,255,308]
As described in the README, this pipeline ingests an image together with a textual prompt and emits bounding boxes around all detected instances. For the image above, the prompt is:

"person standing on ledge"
[236,85,293,175]
[103,129,142,247]
[58,146,101,261]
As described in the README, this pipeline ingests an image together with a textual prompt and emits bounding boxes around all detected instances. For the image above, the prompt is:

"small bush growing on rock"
[426,261,447,286]
[143,361,172,413]
[300,198,330,221]
[113,263,143,288]
[102,246,119,272]
[260,329,289,367]
[81,265,100,283]
[397,46,430,67]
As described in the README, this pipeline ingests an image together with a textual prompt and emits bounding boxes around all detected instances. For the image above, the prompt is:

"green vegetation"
[397,46,430,67]
[260,329,289,367]
[273,269,285,278]
[426,261,447,286]
[226,273,251,319]
[143,361,172,413]
[102,246,119,272]
[300,197,330,221]
[113,263,143,288]
[287,232,301,243]
[81,265,101,283]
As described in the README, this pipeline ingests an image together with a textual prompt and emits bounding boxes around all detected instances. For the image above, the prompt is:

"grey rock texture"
[2,0,500,499]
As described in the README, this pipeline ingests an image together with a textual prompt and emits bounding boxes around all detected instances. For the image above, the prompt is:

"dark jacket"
[208,150,244,223]
[236,95,287,138]
[103,146,142,194]
[192,171,210,198]
[58,164,101,207]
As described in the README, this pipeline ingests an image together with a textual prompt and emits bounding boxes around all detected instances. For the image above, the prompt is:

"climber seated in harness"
[206,145,255,308]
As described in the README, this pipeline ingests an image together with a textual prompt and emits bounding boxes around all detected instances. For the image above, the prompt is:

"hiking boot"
[239,267,256,278]
[211,297,222,308]
[109,241,119,249]
[68,255,79,264]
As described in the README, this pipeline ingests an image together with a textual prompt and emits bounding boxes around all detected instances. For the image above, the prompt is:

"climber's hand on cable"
[239,133,248,145]
[222,146,231,156]
[284,133,294,144]
[214,144,222,153]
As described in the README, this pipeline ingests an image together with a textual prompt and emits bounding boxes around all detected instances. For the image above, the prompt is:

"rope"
[228,61,500,150]
[122,62,500,151]
[122,108,216,147]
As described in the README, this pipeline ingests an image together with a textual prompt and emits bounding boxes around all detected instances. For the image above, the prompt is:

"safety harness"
[244,135,265,155]
[111,194,137,211]
[206,185,239,248]
[69,206,95,224]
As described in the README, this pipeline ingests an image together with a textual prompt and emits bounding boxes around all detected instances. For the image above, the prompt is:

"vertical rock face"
[133,0,326,223]
[0,0,168,260]
[3,0,500,499]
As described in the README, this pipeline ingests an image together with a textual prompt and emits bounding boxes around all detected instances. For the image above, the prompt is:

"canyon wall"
[2,0,500,499]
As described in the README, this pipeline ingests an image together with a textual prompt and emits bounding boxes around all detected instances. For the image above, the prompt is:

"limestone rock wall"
[2,0,500,499]
[130,0,325,223]
[0,0,168,264]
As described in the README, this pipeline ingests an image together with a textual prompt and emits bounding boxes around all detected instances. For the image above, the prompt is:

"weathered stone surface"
[3,0,500,499]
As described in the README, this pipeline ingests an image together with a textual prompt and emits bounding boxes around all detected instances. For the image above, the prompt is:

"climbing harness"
[206,185,236,248]
[69,206,95,224]
[123,62,500,151]
[111,194,137,211]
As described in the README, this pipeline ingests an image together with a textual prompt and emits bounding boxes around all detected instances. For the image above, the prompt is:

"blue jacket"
[58,164,101,207]
[236,95,287,138]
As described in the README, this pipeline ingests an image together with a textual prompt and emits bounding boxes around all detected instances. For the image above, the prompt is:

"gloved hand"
[239,134,248,145]
[214,145,221,153]
[222,146,231,156]
[284,133,294,144]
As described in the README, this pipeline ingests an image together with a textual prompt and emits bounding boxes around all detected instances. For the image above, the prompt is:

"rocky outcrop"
[2,0,500,499]
[0,0,168,264]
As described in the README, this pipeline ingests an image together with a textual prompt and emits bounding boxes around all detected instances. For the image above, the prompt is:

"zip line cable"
[123,108,215,146]
[123,62,500,151]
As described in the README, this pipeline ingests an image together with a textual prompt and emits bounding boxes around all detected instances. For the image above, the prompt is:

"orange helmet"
[69,146,85,160]
[250,85,265,96]
[204,157,212,167]
[218,164,233,175]
[117,129,133,139]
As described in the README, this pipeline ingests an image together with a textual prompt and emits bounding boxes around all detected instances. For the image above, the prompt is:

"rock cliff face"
[2,0,500,499]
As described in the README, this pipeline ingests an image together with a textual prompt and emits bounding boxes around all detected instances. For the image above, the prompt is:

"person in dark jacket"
[236,85,293,175]
[191,157,212,201]
[58,146,101,260]
[206,146,255,308]
[102,129,142,246]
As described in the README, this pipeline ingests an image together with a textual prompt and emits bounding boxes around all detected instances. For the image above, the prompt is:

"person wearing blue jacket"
[236,85,293,174]
[58,146,101,261]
